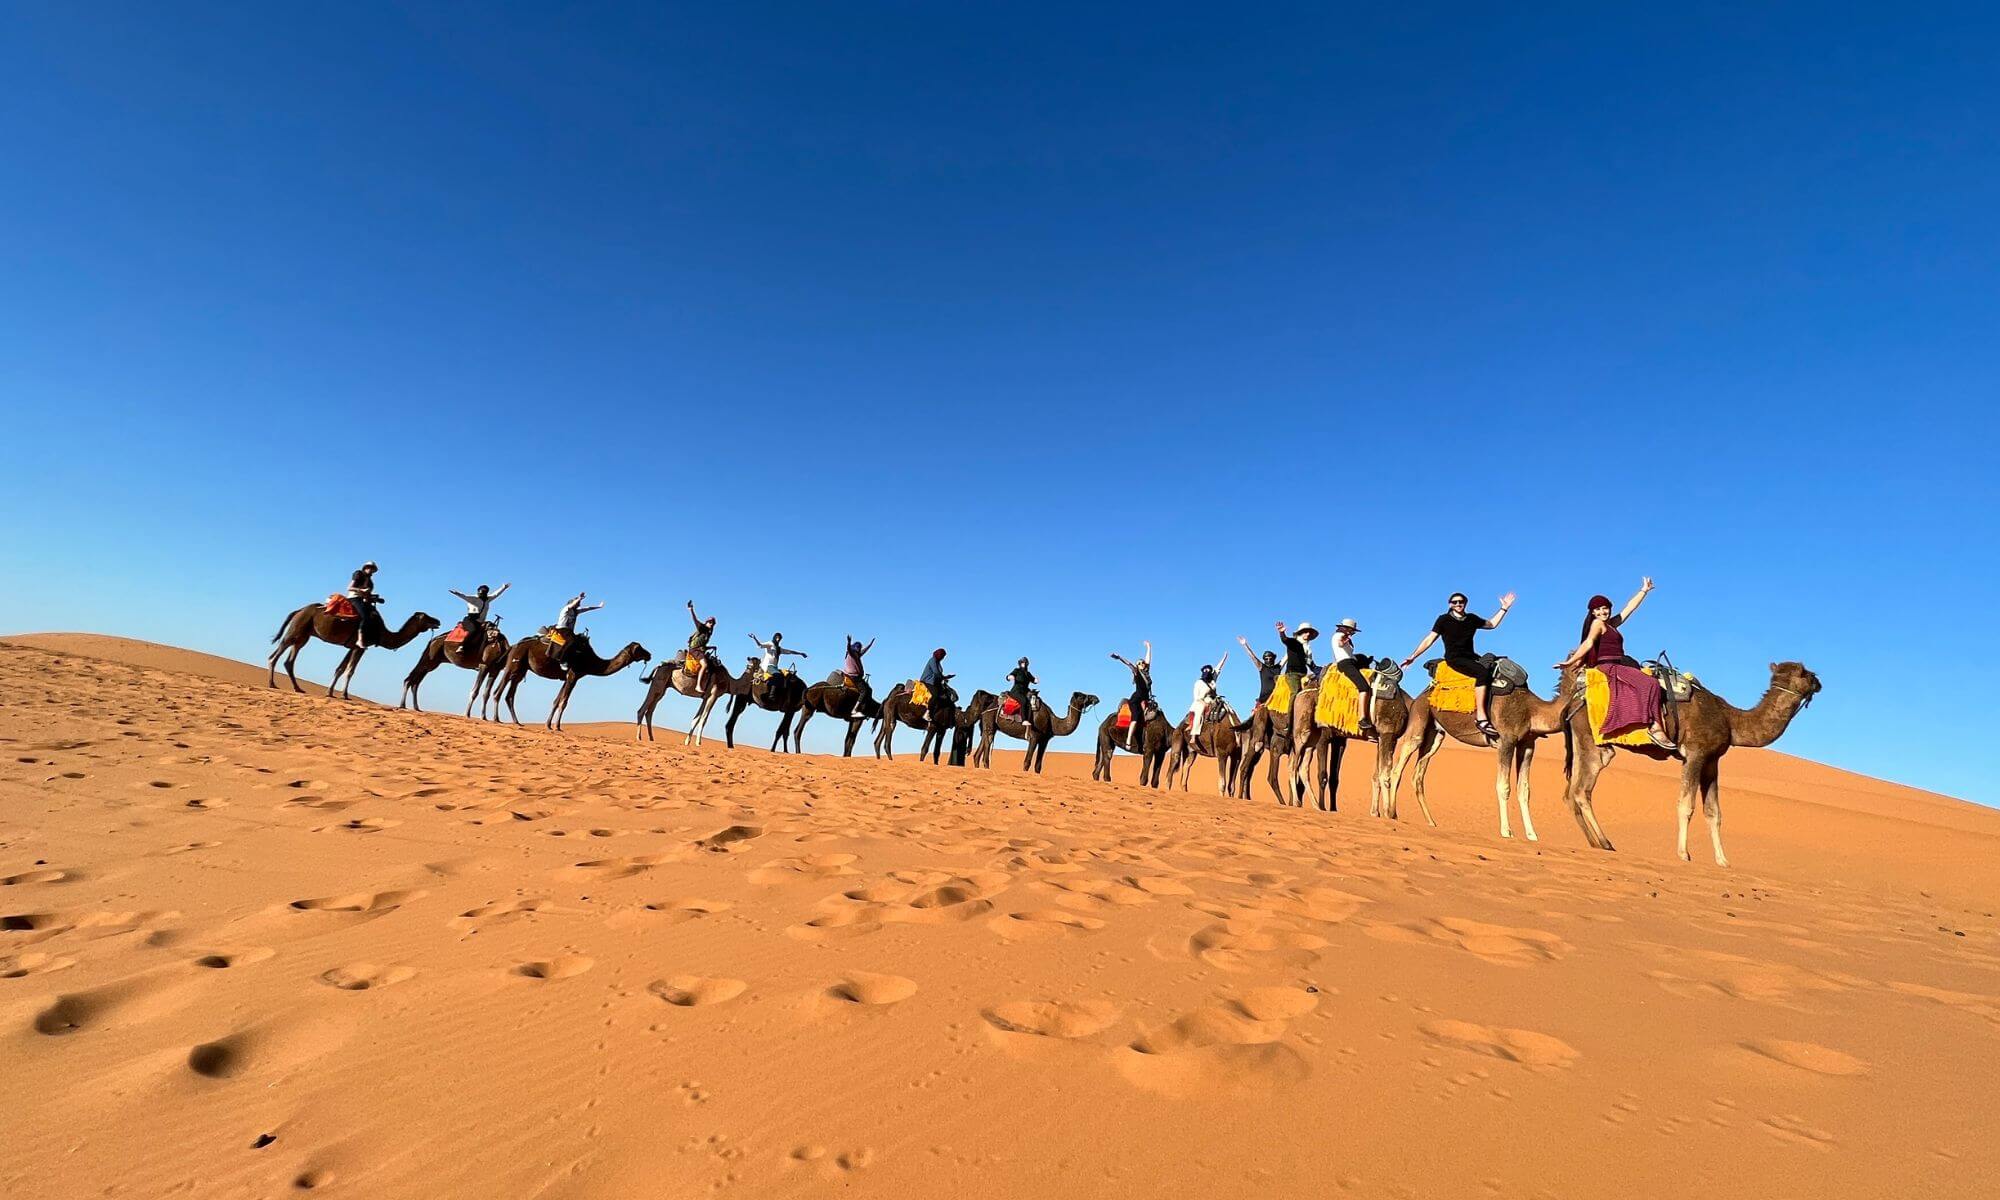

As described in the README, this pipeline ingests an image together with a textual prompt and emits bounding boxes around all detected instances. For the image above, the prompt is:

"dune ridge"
[3,632,1995,1198]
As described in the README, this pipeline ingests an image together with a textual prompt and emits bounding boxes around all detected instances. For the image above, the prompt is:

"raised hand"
[1498,592,1517,609]
[1641,577,1654,592]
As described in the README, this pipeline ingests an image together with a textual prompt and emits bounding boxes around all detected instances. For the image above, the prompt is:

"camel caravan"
[269,567,1821,866]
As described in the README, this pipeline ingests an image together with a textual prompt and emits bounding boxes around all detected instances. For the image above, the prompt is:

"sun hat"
[1294,621,1318,640]
[1335,618,1360,633]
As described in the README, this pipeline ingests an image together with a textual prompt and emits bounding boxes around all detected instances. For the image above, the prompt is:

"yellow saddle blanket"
[1431,662,1477,714]
[683,652,703,674]
[910,681,932,709]
[1583,668,1660,747]
[1313,668,1372,735]
[546,629,569,649]
[1268,673,1298,715]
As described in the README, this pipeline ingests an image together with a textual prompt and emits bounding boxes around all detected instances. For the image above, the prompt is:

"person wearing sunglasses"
[1402,590,1515,740]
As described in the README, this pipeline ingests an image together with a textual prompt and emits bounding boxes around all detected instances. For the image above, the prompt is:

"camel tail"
[271,610,294,644]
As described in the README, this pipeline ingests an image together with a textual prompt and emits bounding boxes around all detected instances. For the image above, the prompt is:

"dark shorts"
[1335,658,1369,692]
[1444,655,1494,686]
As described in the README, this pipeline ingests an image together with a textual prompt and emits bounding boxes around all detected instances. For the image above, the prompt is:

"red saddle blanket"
[323,594,358,620]
[444,624,470,645]
[1115,701,1133,729]
[1001,696,1023,717]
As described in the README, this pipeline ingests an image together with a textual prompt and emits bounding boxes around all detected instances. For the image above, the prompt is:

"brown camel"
[1391,679,1567,841]
[1235,702,1300,803]
[1291,674,1417,818]
[969,690,1100,773]
[267,603,440,698]
[1561,661,1822,867]
[873,679,961,764]
[794,672,883,756]
[1091,704,1171,786]
[492,633,651,730]
[1163,703,1242,794]
[634,651,739,745]
[398,625,511,717]
[723,662,809,751]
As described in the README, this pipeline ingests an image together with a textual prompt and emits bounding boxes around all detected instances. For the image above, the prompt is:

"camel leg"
[1675,755,1703,862]
[547,678,571,731]
[794,708,813,751]
[1321,735,1346,813]
[1700,756,1728,868]
[1290,731,1314,806]
[1516,742,1540,842]
[1567,743,1617,851]
[327,647,354,698]
[501,671,523,725]
[1494,739,1516,839]
[1393,729,1429,821]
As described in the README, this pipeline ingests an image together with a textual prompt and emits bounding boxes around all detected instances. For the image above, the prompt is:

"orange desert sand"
[4,633,1995,1199]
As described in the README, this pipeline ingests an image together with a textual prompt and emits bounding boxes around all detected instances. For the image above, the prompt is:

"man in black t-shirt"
[1401,590,1516,738]
[1236,636,1282,705]
[1006,658,1037,724]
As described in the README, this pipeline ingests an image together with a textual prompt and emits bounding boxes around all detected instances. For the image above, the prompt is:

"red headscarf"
[1581,595,1614,643]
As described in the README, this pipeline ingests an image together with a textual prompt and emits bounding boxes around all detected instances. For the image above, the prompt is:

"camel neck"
[1724,682,1804,748]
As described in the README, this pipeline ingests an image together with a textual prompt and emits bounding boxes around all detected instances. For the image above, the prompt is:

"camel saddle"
[540,627,569,649]
[1115,700,1135,730]
[910,680,932,709]
[1313,668,1371,736]
[444,620,494,646]
[324,594,359,620]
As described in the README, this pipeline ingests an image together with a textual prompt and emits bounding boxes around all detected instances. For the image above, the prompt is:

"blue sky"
[2,3,1994,802]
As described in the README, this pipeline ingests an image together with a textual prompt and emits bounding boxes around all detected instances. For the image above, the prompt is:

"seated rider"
[449,582,509,636]
[1274,620,1317,698]
[748,631,808,679]
[345,562,381,649]
[685,600,718,691]
[1185,651,1229,742]
[1556,577,1675,750]
[1401,590,1515,742]
[553,591,604,672]
[1236,636,1282,708]
[843,635,876,707]
[1006,657,1037,722]
[1327,618,1377,736]
[918,648,948,706]
[1109,641,1153,747]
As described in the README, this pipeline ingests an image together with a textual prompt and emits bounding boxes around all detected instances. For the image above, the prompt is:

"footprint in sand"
[828,972,918,1006]
[186,1011,354,1080]
[289,889,427,916]
[32,971,195,1036]
[191,947,275,970]
[1118,999,1311,1095]
[319,963,417,991]
[1368,917,1570,966]
[553,853,684,882]
[984,999,1122,1039]
[1188,919,1327,972]
[1,951,77,978]
[516,955,594,980]
[748,853,861,885]
[990,909,1108,941]
[605,898,734,931]
[448,898,568,931]
[1,869,74,887]
[696,824,764,854]
[649,975,748,1007]
[1420,1019,1579,1068]
[1741,1039,1870,1077]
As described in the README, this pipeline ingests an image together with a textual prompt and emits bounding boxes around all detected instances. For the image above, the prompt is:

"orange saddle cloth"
[1430,662,1477,714]
[323,594,358,620]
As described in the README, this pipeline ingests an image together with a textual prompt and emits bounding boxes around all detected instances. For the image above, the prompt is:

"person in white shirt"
[1327,618,1376,735]
[1186,651,1230,740]
[552,591,603,670]
[448,582,509,630]
[747,631,808,676]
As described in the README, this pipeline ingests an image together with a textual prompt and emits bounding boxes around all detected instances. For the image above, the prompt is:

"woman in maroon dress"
[1557,577,1676,749]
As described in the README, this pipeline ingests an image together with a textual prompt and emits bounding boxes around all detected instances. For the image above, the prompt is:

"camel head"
[408,613,444,633]
[1769,661,1822,703]
[1068,692,1100,712]
[624,643,653,663]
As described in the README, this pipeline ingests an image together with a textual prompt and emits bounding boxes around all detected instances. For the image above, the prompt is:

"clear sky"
[2,3,1994,802]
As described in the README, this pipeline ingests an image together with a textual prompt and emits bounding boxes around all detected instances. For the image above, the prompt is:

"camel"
[723,663,809,751]
[634,650,739,745]
[968,690,1099,772]
[398,624,511,716]
[794,673,883,756]
[1289,673,1418,818]
[1391,679,1567,841]
[491,633,651,730]
[1235,701,1300,803]
[1091,704,1171,786]
[1561,661,1821,867]
[268,602,440,698]
[1163,703,1242,794]
[874,679,962,764]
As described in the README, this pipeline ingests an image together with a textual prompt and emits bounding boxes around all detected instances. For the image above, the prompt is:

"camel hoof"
[1715,856,1730,869]
[1524,833,1538,843]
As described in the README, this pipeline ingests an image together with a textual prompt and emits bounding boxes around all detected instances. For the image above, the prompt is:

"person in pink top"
[1557,577,1676,749]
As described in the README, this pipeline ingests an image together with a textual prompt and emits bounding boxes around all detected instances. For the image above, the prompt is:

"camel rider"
[448,582,509,634]
[1557,578,1674,749]
[1328,618,1376,736]
[1186,651,1230,741]
[685,600,718,691]
[1274,620,1317,695]
[918,648,948,706]
[748,631,807,679]
[345,562,381,649]
[1006,657,1037,723]
[1109,641,1153,746]
[1236,636,1282,706]
[553,591,603,671]
[842,635,876,706]
[1402,590,1515,742]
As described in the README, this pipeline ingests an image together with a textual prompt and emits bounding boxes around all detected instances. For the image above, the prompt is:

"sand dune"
[3,633,1995,1198]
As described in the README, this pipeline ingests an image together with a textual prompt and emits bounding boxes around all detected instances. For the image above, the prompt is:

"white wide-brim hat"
[1336,618,1360,633]
[1294,621,1318,639]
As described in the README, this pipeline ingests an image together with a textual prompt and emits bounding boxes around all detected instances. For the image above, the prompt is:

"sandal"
[1475,718,1500,742]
